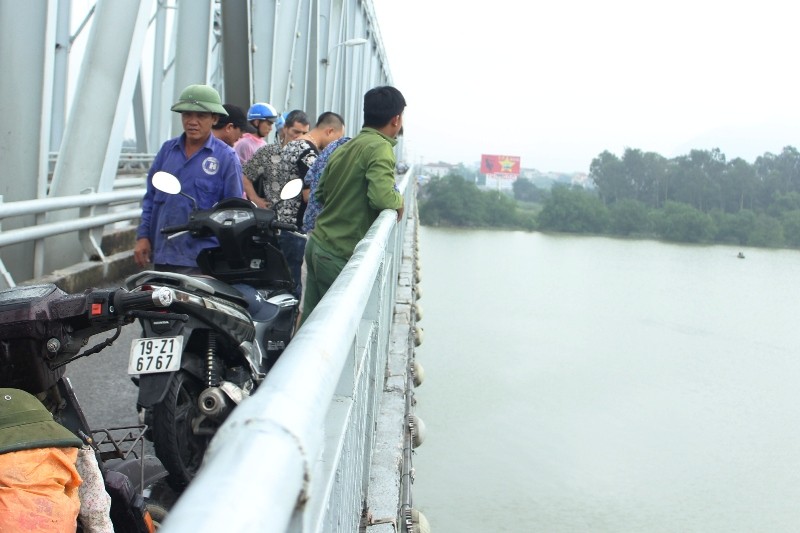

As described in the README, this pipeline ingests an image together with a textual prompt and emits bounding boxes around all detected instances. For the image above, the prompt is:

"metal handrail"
[0,190,145,219]
[49,152,154,169]
[0,187,146,287]
[161,171,414,532]
[0,207,143,248]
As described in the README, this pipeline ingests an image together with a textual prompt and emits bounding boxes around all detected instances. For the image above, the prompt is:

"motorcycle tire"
[151,369,212,490]
[146,502,169,529]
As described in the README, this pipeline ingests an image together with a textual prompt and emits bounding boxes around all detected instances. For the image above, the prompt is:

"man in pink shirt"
[234,102,278,165]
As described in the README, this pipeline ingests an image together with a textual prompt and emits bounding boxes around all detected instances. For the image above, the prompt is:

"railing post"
[78,188,106,261]
[0,196,14,289]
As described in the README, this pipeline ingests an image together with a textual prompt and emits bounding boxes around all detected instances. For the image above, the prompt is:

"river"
[412,226,800,532]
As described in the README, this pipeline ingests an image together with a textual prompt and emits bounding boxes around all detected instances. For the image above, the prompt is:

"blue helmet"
[274,112,287,130]
[247,102,278,121]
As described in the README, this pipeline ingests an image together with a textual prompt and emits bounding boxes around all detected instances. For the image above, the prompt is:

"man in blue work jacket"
[134,84,244,274]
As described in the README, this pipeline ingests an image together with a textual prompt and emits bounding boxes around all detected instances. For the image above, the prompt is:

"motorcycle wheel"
[151,369,212,490]
[146,503,169,529]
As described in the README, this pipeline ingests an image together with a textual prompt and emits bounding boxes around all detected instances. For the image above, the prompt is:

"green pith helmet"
[171,84,228,115]
[0,388,82,454]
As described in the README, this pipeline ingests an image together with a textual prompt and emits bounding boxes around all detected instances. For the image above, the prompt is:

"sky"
[371,0,800,173]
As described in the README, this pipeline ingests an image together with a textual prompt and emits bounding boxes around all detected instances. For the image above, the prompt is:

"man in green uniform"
[300,86,406,325]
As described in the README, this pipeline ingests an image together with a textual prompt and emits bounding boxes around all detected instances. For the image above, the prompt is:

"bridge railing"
[0,152,153,288]
[48,152,154,175]
[160,170,416,533]
[0,184,146,288]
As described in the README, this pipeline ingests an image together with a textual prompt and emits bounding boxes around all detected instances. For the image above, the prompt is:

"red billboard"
[481,154,521,175]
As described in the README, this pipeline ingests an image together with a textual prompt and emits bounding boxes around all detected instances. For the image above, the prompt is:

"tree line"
[419,145,800,248]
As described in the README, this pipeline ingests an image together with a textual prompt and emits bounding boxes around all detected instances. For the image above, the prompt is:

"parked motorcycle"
[0,282,175,532]
[125,171,302,489]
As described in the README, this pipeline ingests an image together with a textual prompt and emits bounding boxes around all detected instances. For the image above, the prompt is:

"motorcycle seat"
[232,284,279,321]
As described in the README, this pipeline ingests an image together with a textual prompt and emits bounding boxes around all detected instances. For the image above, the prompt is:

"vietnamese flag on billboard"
[481,154,521,175]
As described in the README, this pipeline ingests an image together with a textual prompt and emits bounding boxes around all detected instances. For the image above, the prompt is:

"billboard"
[481,154,521,175]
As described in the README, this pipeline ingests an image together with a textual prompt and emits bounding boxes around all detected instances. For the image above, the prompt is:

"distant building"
[514,167,591,189]
[571,172,590,187]
[420,161,455,178]
[520,167,544,180]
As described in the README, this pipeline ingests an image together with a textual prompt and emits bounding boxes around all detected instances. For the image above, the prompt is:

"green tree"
[419,174,534,229]
[537,186,609,233]
[590,151,630,205]
[652,201,715,243]
[686,149,725,211]
[483,190,525,227]
[711,209,756,245]
[747,214,785,247]
[591,149,671,209]
[452,163,480,184]
[780,210,800,247]
[642,151,670,208]
[419,174,488,226]
[612,148,672,208]
[720,158,757,212]
[512,177,545,203]
[609,199,651,236]
[753,147,800,210]
[768,191,800,218]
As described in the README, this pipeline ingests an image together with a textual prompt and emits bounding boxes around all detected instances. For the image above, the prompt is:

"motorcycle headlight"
[209,209,254,225]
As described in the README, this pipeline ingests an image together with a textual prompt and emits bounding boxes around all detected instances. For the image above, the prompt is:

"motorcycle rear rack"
[89,424,149,462]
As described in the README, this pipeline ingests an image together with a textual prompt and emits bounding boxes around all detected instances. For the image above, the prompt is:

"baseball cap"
[216,104,257,134]
[0,388,82,453]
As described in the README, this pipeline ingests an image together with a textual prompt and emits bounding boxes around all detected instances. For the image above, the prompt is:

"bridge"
[0,1,427,531]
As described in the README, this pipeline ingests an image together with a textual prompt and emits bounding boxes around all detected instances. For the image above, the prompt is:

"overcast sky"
[372,1,800,173]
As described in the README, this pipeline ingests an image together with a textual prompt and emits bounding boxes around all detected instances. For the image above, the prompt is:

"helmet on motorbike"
[0,388,82,453]
[171,84,228,115]
[247,102,278,121]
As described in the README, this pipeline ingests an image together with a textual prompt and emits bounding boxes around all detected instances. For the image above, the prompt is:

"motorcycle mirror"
[280,178,303,200]
[152,171,198,210]
[152,171,181,194]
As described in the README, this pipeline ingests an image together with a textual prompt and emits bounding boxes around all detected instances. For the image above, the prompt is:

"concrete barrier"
[20,227,139,292]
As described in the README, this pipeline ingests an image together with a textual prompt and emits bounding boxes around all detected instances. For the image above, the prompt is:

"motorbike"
[125,171,302,489]
[0,282,176,532]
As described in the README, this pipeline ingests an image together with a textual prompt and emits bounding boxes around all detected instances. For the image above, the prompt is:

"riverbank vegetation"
[418,146,800,248]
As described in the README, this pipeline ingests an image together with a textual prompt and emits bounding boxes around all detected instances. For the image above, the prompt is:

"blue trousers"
[278,232,307,298]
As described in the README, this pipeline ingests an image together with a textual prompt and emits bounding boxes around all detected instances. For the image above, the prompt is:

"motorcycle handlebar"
[161,223,190,235]
[272,221,298,232]
[112,287,174,314]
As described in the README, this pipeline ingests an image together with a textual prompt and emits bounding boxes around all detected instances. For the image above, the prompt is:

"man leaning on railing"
[299,86,406,327]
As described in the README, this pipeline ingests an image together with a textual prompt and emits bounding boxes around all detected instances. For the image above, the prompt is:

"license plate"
[128,337,183,375]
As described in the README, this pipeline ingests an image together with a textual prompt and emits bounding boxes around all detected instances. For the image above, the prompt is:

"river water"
[412,226,800,532]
